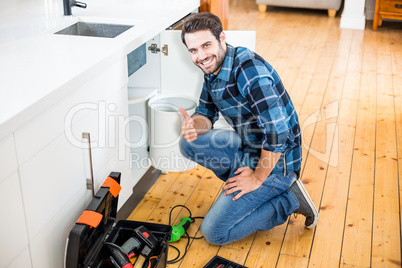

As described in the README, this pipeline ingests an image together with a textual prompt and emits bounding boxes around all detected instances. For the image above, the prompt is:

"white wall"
[340,0,366,29]
[365,0,376,20]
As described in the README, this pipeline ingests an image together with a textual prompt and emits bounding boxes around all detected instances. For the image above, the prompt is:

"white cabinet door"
[6,247,32,268]
[159,30,256,98]
[15,57,131,268]
[29,187,91,268]
[0,134,18,183]
[0,172,30,268]
[159,30,256,130]
[0,135,30,268]
[19,132,87,241]
[68,85,130,191]
[121,31,256,174]
[15,58,128,167]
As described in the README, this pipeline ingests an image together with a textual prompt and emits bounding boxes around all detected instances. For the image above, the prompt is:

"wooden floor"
[127,1,402,267]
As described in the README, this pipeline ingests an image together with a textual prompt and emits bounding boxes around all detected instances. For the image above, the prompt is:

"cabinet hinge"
[148,43,168,56]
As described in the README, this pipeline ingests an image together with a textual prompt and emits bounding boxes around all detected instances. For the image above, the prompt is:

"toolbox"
[203,256,248,268]
[65,172,172,268]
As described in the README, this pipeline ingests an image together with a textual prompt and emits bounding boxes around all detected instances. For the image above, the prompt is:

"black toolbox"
[203,256,247,268]
[65,172,172,268]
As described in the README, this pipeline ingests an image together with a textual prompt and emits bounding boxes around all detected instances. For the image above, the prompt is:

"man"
[179,12,318,245]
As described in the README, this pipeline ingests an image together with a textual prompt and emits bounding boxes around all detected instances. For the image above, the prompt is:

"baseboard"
[340,14,366,30]
[116,167,161,221]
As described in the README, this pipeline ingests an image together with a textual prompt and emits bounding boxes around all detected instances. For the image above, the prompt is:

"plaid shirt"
[194,44,302,176]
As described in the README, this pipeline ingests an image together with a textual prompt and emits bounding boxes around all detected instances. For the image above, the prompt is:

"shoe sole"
[295,179,319,229]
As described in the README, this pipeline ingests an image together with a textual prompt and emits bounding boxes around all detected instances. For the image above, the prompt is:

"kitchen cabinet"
[6,247,31,268]
[126,30,256,178]
[0,134,18,182]
[0,135,30,268]
[18,132,87,241]
[7,57,131,268]
[17,57,129,238]
[0,0,201,266]
[29,187,91,268]
[0,172,30,267]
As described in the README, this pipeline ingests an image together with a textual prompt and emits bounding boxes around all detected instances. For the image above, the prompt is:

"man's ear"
[220,31,226,44]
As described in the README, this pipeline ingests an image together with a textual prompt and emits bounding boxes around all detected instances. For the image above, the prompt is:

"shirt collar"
[206,43,235,83]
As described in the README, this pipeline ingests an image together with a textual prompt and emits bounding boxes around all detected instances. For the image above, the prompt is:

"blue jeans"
[180,129,299,245]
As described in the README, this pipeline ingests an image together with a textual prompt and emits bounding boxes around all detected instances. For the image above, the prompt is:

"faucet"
[63,0,87,16]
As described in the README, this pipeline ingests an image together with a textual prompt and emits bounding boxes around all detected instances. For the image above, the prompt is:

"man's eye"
[204,43,210,48]
[189,49,196,54]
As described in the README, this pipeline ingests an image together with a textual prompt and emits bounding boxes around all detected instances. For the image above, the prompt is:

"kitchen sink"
[54,22,134,38]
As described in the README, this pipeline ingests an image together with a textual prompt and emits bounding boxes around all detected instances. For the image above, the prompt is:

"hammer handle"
[133,254,146,268]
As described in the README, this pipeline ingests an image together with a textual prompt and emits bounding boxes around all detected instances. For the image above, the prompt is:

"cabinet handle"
[82,132,95,197]
[396,4,402,9]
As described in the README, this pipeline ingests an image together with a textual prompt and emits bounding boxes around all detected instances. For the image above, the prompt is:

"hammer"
[132,226,159,268]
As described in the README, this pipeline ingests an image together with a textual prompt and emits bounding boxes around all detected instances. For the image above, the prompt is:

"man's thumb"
[179,107,190,121]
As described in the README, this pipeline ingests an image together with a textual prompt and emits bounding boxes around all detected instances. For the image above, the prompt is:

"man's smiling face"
[184,30,227,75]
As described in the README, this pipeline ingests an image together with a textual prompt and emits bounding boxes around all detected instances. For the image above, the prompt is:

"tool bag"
[65,172,172,268]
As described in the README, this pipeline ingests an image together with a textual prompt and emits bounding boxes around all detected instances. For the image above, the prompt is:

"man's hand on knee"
[223,166,263,201]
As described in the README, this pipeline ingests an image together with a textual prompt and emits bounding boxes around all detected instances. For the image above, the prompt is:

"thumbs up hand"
[180,107,198,142]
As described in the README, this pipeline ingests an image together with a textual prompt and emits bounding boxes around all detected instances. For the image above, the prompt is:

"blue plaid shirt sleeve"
[193,79,219,125]
[237,59,293,153]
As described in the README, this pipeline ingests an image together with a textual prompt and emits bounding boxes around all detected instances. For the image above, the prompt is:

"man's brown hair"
[181,12,223,46]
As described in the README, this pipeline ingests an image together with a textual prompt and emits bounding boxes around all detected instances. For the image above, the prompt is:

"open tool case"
[65,172,172,268]
[203,256,247,268]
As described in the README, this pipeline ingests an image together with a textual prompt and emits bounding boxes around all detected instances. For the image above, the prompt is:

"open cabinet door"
[160,30,256,98]
[146,30,256,172]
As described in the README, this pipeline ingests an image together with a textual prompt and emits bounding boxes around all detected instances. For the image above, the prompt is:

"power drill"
[104,225,159,268]
[170,217,193,242]
[104,243,135,268]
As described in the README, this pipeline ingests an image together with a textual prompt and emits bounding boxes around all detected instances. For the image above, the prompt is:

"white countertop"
[0,0,199,140]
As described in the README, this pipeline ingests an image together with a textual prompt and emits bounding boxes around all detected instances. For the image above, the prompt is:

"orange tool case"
[65,172,172,268]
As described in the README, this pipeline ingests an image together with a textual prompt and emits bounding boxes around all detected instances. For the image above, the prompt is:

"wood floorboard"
[389,27,402,268]
[371,27,401,267]
[309,29,360,268]
[126,1,402,267]
[340,28,377,267]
